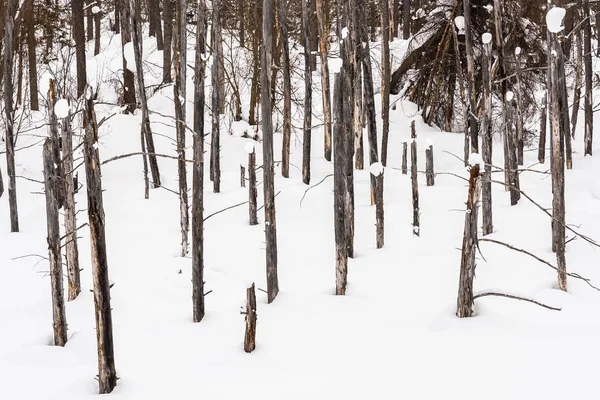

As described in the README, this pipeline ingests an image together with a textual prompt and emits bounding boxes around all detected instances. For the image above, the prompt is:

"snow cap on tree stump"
[546,7,566,33]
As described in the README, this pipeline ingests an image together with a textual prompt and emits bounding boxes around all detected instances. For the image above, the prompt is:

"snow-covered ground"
[2,24,600,400]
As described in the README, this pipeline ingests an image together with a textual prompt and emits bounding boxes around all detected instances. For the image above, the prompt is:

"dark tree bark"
[402,0,410,39]
[73,0,87,97]
[380,0,391,166]
[514,49,524,165]
[211,0,222,193]
[154,0,164,50]
[583,0,593,155]
[94,0,101,55]
[344,0,355,258]
[425,145,434,186]
[401,142,407,174]
[192,0,206,323]
[456,165,481,318]
[352,0,363,170]
[114,0,120,33]
[0,162,4,199]
[280,0,292,176]
[248,148,258,225]
[131,0,162,188]
[86,0,93,41]
[83,97,117,394]
[261,0,279,303]
[410,121,419,236]
[539,92,547,164]
[174,0,189,255]
[481,38,493,236]
[119,0,136,113]
[301,0,312,184]
[163,0,173,82]
[464,0,478,153]
[316,0,332,161]
[570,5,582,140]
[240,166,246,187]
[48,80,64,209]
[43,139,68,347]
[243,283,257,353]
[26,0,38,110]
[4,0,19,232]
[373,167,384,248]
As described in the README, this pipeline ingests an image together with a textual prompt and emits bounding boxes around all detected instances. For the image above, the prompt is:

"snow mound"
[54,99,69,119]
[329,57,343,73]
[546,7,566,33]
[244,142,256,154]
[482,33,492,44]
[370,162,384,176]
[123,42,136,73]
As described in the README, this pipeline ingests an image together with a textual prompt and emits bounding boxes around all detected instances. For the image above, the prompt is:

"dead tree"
[280,0,292,176]
[248,147,258,225]
[174,0,189,255]
[401,142,407,174]
[119,0,136,113]
[83,96,117,394]
[48,80,63,208]
[149,0,163,49]
[456,165,481,318]
[539,92,547,164]
[94,0,101,55]
[514,48,524,165]
[261,0,279,303]
[61,104,81,301]
[316,0,332,161]
[163,0,172,82]
[240,166,246,187]
[570,4,582,140]
[25,0,38,110]
[211,0,222,193]
[425,144,434,186]
[464,0,478,153]
[402,0,410,39]
[43,139,68,346]
[130,0,161,188]
[410,121,419,236]
[243,283,257,353]
[371,163,384,248]
[583,0,593,155]
[380,0,391,166]
[192,0,206,324]
[481,34,493,236]
[301,0,312,184]
[72,0,87,97]
[352,0,363,170]
[549,28,567,291]
[3,0,18,232]
[504,93,520,205]
[343,0,355,258]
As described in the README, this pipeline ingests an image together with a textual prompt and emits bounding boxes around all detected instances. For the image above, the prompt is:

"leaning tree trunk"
[456,164,481,318]
[162,0,172,82]
[261,0,279,303]
[192,0,206,323]
[26,0,38,111]
[72,0,87,97]
[316,0,332,161]
[119,0,137,113]
[43,139,68,346]
[83,98,117,394]
[583,0,593,156]
[380,0,391,166]
[301,0,312,185]
[131,0,161,188]
[280,0,292,177]
[481,37,493,236]
[4,0,19,232]
[174,0,189,255]
[211,0,222,193]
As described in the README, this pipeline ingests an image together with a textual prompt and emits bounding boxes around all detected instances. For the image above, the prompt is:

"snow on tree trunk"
[301,0,312,185]
[261,0,279,303]
[43,139,68,346]
[280,0,292,176]
[83,97,118,394]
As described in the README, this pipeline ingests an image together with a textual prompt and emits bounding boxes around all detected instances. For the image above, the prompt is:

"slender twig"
[300,174,333,207]
[101,152,195,165]
[473,291,561,311]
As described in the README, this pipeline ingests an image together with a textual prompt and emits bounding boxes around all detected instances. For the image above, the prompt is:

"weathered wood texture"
[380,0,390,166]
[352,0,363,170]
[464,0,478,153]
[211,0,222,193]
[583,0,593,155]
[83,98,117,394]
[43,139,68,346]
[316,0,332,161]
[456,165,481,318]
[72,0,87,97]
[539,92,547,164]
[514,50,524,165]
[248,150,258,226]
[410,121,419,236]
[163,0,172,82]
[301,0,312,185]
[280,0,292,175]
[243,283,257,353]
[402,142,407,174]
[481,39,493,236]
[374,170,384,248]
[425,145,435,186]
[261,0,279,303]
[402,0,410,39]
[119,0,136,113]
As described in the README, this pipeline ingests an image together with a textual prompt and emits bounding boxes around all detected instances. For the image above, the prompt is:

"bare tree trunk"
[174,0,189,255]
[410,121,419,236]
[248,149,258,225]
[83,98,117,394]
[61,105,81,301]
[211,0,222,193]
[401,142,407,174]
[261,0,279,303]
[344,0,355,258]
[316,0,332,161]
[558,42,572,170]
[550,31,567,291]
[4,0,19,232]
[86,0,94,41]
[131,0,162,187]
[481,38,493,236]
[48,80,64,209]
[119,0,137,113]
[505,96,520,205]
[163,0,172,82]
[73,0,87,97]
[380,0,391,166]
[192,0,206,323]
[0,162,4,199]
[539,93,547,164]
[43,139,68,346]
[464,0,478,153]
[301,0,312,184]
[514,48,524,165]
[280,0,292,176]
[353,0,363,170]
[373,167,384,248]
[583,0,593,155]
[240,166,245,187]
[425,145,434,186]
[94,0,101,55]
[243,283,257,353]
[150,0,164,49]
[26,0,38,111]
[456,165,481,318]
[114,0,120,33]
[451,24,469,166]
[402,0,410,39]
[570,4,582,139]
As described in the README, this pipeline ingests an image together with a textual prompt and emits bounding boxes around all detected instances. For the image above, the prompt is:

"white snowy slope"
[1,22,600,400]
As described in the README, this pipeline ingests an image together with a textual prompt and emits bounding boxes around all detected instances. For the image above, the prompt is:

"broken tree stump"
[243,283,257,353]
[401,142,407,175]
[425,143,434,186]
[240,165,246,188]
[370,162,384,248]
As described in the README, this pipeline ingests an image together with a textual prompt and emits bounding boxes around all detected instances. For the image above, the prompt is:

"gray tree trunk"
[94,0,101,55]
[514,49,524,165]
[192,0,206,323]
[119,0,137,113]
[26,0,38,110]
[380,0,390,165]
[456,165,481,318]
[3,0,18,232]
[72,0,87,97]
[373,169,384,248]
[401,142,407,174]
[410,121,419,236]
[211,0,222,193]
[570,4,582,140]
[43,139,68,346]
[280,0,292,176]
[316,0,332,161]
[583,0,593,155]
[248,149,258,225]
[425,145,434,186]
[261,0,279,303]
[83,98,117,394]
[539,93,547,164]
[162,0,172,82]
[352,0,363,170]
[243,283,257,353]
[464,0,478,153]
[481,39,493,236]
[402,0,410,39]
[301,0,312,185]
